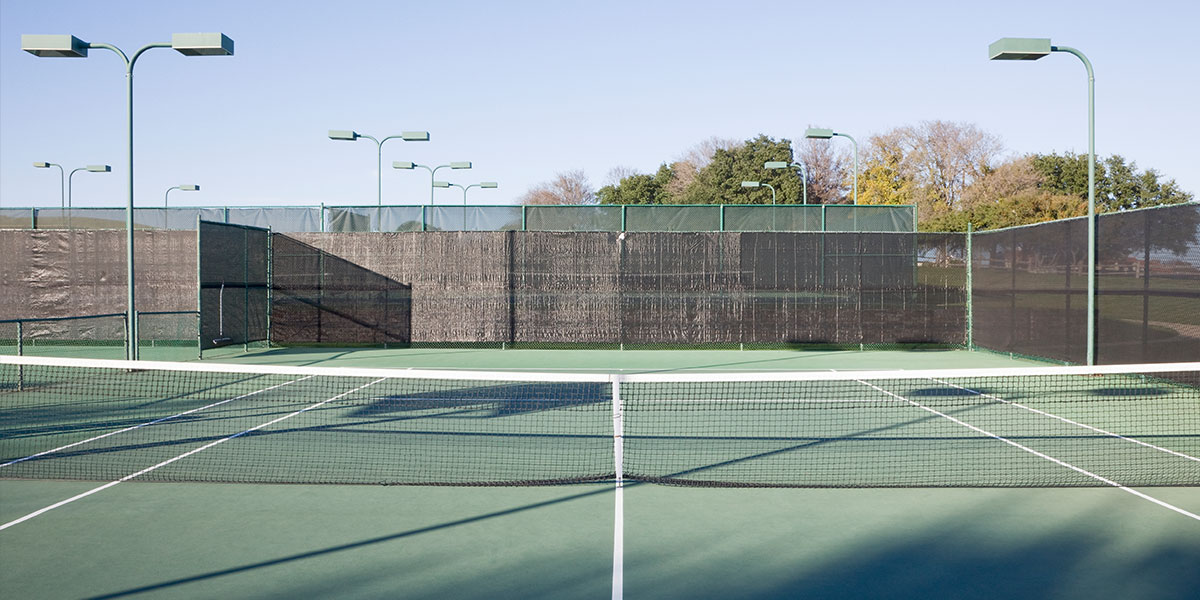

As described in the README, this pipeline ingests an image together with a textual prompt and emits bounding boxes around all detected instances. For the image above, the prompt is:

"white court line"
[0,377,387,532]
[0,375,315,469]
[853,378,1200,522]
[929,377,1200,464]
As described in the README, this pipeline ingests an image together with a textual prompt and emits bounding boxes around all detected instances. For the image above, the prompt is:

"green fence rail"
[1,204,916,233]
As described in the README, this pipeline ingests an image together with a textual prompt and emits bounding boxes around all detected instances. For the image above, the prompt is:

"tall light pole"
[32,162,65,208]
[394,161,472,204]
[165,184,200,207]
[740,181,776,204]
[989,37,1096,366]
[805,128,858,204]
[68,165,112,209]
[23,32,234,360]
[329,129,430,206]
[445,181,499,204]
[764,160,808,204]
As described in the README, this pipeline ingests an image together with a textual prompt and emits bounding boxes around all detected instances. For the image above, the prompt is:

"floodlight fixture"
[987,37,1052,61]
[740,181,775,204]
[171,33,234,56]
[396,161,477,205]
[165,184,200,207]
[764,160,809,204]
[23,30,235,359]
[329,129,431,205]
[21,34,89,57]
[804,127,858,204]
[989,36,1096,364]
[33,161,66,208]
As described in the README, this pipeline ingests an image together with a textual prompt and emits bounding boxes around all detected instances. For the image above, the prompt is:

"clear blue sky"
[2,0,1197,208]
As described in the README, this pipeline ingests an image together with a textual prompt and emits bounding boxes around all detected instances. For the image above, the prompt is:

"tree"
[596,164,674,205]
[857,129,917,206]
[666,137,741,201]
[678,135,800,204]
[520,169,597,205]
[1030,152,1194,212]
[796,138,849,204]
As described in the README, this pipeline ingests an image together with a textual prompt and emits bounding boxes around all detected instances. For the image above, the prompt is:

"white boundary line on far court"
[852,377,1200,522]
[0,377,387,532]
[0,375,315,470]
[929,377,1200,464]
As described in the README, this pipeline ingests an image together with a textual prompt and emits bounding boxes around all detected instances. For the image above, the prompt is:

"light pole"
[23,32,234,360]
[68,165,112,209]
[446,181,499,204]
[989,37,1096,366]
[433,181,498,230]
[764,160,808,204]
[394,161,472,205]
[32,162,65,208]
[740,181,776,204]
[805,128,858,204]
[165,184,200,207]
[329,130,430,206]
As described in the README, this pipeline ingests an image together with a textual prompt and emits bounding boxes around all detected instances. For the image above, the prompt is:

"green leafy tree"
[596,164,674,205]
[680,135,801,204]
[1030,152,1193,212]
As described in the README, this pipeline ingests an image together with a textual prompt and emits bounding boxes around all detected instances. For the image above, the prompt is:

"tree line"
[519,121,1193,231]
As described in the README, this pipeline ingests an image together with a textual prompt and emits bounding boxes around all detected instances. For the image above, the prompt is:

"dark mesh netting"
[198,221,269,350]
[270,234,411,345]
[1095,204,1200,363]
[971,219,1088,363]
[280,231,966,348]
[971,203,1200,364]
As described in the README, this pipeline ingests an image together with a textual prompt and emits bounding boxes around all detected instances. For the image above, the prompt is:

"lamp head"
[449,161,472,169]
[988,37,1052,61]
[392,161,416,169]
[432,181,451,188]
[401,131,430,142]
[33,162,52,168]
[764,161,789,169]
[480,182,498,189]
[741,181,761,188]
[86,165,111,173]
[171,33,234,56]
[328,130,359,141]
[180,184,200,191]
[805,128,834,139]
[21,34,88,58]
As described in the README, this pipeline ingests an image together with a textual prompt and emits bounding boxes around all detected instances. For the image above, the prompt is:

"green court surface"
[2,481,1198,599]
[201,345,1051,372]
[3,348,1199,599]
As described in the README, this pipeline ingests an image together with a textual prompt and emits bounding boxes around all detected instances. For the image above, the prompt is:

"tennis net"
[2,356,1197,487]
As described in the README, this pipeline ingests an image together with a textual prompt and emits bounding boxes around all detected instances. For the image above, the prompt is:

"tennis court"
[3,349,1199,599]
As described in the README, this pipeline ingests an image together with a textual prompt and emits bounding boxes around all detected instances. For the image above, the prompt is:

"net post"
[244,227,250,353]
[266,229,273,349]
[610,374,624,600]
[966,222,974,350]
[196,215,203,360]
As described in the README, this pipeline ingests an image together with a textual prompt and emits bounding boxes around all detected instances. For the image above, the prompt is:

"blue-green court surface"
[2,480,1198,599]
[3,347,1198,599]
